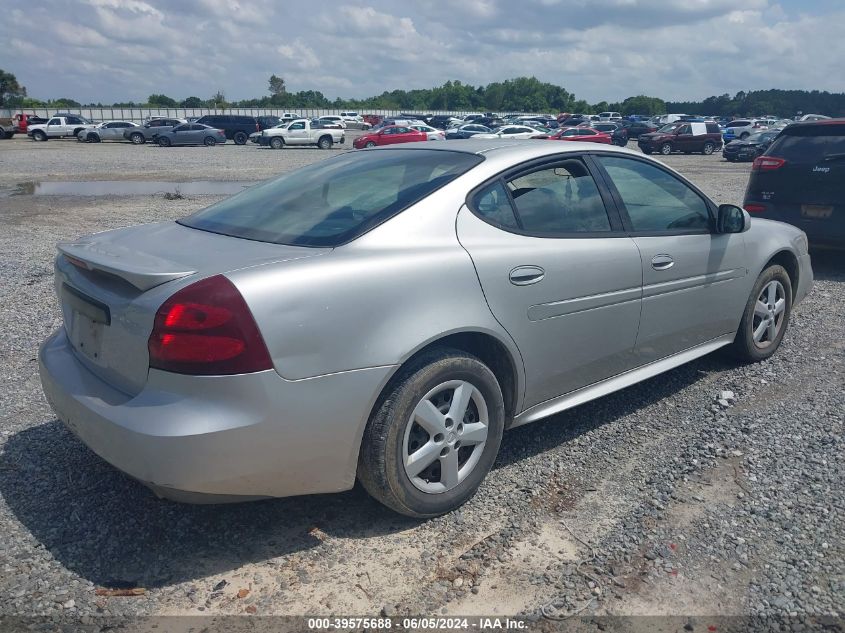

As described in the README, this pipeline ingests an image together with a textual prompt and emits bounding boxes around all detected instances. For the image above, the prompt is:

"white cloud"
[0,0,842,105]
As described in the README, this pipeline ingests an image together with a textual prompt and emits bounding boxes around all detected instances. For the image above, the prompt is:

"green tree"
[620,95,666,115]
[51,97,81,107]
[208,90,227,108]
[268,74,286,96]
[180,96,204,107]
[0,69,27,106]
[147,93,177,107]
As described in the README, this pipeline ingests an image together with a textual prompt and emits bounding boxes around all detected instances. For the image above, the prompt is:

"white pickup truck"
[256,119,345,149]
[27,115,96,141]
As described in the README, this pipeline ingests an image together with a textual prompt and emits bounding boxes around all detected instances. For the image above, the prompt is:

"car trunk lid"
[56,221,328,395]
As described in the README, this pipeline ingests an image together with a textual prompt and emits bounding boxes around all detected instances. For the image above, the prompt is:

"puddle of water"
[4,181,256,197]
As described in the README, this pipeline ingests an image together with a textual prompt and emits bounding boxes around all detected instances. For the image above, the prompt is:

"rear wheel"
[660,143,672,155]
[318,135,333,149]
[270,136,284,149]
[157,137,171,147]
[740,132,750,140]
[233,131,248,145]
[702,142,715,155]
[203,136,216,146]
[729,265,792,363]
[130,132,145,145]
[358,349,505,518]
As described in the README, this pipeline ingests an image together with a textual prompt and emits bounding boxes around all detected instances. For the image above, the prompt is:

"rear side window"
[181,150,483,247]
[767,125,845,163]
[706,123,720,133]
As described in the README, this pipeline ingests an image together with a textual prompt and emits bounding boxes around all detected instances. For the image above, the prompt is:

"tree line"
[2,69,843,117]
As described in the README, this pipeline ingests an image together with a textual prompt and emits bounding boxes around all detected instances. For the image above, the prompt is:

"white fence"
[0,107,479,124]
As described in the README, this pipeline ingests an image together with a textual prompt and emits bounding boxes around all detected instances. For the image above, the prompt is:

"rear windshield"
[767,125,845,163]
[180,149,483,247]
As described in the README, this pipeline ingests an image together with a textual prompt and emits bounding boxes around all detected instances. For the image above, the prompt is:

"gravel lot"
[0,136,842,628]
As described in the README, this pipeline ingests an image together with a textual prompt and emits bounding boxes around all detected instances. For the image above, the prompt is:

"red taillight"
[752,156,786,171]
[744,203,766,213]
[148,275,272,375]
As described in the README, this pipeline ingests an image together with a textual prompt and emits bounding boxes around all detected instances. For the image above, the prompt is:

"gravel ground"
[0,137,842,629]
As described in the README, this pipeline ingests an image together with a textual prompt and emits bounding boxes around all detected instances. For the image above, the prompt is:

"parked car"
[723,130,780,162]
[744,118,845,248]
[27,115,96,141]
[428,115,462,130]
[7,113,47,135]
[0,115,16,138]
[194,115,259,145]
[352,125,428,148]
[312,118,344,130]
[559,115,589,127]
[445,124,492,140]
[39,140,812,517]
[362,114,384,127]
[598,111,622,121]
[620,120,659,139]
[656,114,686,125]
[317,116,347,129]
[473,125,548,140]
[340,111,363,123]
[798,114,830,122]
[77,121,139,143]
[258,119,345,149]
[124,118,185,144]
[255,115,281,131]
[156,123,227,147]
[592,122,628,146]
[637,121,722,155]
[549,127,612,144]
[722,119,768,143]
[409,124,446,141]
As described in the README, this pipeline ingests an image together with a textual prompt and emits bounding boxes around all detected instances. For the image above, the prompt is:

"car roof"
[367,138,640,160]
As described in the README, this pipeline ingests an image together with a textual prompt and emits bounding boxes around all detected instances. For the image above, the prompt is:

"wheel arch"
[763,249,800,295]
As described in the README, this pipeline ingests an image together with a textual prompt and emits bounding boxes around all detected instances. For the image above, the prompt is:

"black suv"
[195,115,259,145]
[744,119,845,249]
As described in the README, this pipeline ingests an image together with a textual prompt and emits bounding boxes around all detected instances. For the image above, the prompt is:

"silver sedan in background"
[77,121,139,143]
[39,141,812,517]
[156,123,227,147]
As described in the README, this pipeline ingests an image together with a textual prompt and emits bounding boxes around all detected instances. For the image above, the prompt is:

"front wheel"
[270,137,284,150]
[33,130,47,141]
[365,141,376,148]
[728,265,792,363]
[157,137,171,147]
[660,143,672,155]
[358,349,505,518]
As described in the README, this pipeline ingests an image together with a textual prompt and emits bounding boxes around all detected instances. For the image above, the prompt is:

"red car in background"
[549,127,612,144]
[362,114,383,127]
[353,125,427,149]
[13,113,48,133]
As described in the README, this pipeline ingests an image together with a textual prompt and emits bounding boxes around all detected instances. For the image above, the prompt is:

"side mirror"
[717,204,750,234]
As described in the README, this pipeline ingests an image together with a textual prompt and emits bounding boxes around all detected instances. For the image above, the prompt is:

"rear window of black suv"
[767,122,845,163]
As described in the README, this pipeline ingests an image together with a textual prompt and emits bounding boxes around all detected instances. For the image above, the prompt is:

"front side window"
[597,156,710,232]
[181,149,483,247]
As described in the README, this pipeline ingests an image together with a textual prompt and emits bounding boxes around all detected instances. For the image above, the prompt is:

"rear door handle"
[509,265,545,286]
[651,254,674,271]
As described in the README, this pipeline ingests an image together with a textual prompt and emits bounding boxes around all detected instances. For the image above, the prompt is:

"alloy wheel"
[402,380,489,494]
[752,280,786,348]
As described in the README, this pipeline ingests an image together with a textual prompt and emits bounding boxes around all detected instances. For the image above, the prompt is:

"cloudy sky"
[2,0,844,104]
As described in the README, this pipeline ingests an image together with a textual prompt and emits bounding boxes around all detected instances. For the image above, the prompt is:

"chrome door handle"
[651,254,674,271]
[509,265,545,286]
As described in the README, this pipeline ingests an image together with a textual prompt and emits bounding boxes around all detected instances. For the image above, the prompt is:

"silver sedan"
[39,141,812,517]
[77,121,139,143]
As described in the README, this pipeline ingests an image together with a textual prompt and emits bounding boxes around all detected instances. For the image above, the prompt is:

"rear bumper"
[39,329,393,502]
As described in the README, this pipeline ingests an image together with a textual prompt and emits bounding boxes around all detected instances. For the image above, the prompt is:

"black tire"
[2,131,12,139]
[660,142,672,155]
[77,134,87,142]
[233,131,248,145]
[270,136,284,150]
[203,136,216,146]
[641,148,652,155]
[318,135,333,149]
[365,141,376,148]
[157,137,171,147]
[702,142,715,155]
[740,132,750,140]
[33,130,47,142]
[72,128,84,137]
[130,132,145,145]
[357,348,505,518]
[728,264,792,363]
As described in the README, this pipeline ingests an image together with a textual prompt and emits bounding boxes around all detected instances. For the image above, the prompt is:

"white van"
[599,111,622,120]
[657,113,686,125]
[340,111,362,122]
